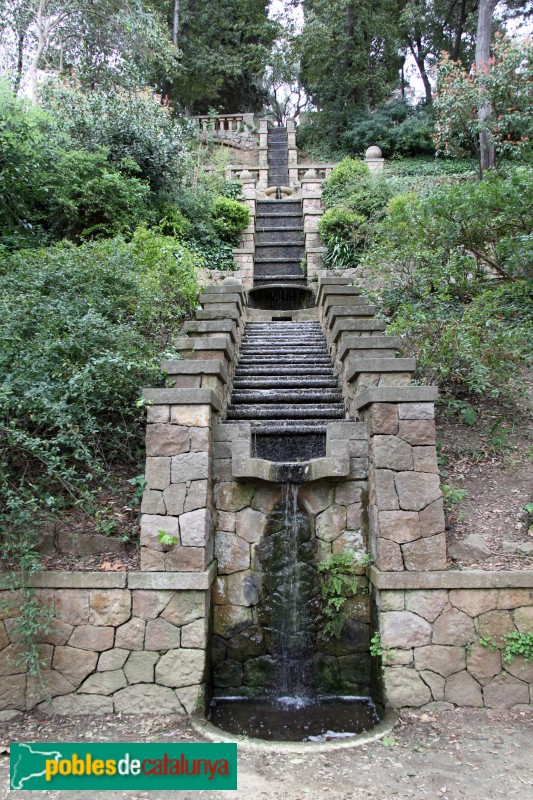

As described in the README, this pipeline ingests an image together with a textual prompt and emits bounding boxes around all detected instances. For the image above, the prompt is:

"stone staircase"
[267,125,289,186]
[226,320,346,461]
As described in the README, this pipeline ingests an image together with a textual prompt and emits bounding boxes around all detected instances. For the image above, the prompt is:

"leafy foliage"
[317,551,362,638]
[211,196,250,242]
[341,101,436,157]
[434,36,533,173]
[0,233,199,541]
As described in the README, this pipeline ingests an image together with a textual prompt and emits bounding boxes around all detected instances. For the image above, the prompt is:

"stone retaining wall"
[0,573,213,716]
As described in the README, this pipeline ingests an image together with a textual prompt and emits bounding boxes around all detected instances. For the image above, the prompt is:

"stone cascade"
[226,321,345,462]
[267,125,289,187]
[254,200,306,287]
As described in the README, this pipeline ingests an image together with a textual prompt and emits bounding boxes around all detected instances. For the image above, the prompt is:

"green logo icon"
[11,743,237,791]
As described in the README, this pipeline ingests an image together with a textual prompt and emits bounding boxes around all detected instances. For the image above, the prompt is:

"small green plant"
[157,529,179,547]
[370,632,394,664]
[127,473,147,507]
[479,635,498,652]
[317,551,367,638]
[441,483,467,511]
[445,399,479,426]
[522,502,533,533]
[502,631,533,663]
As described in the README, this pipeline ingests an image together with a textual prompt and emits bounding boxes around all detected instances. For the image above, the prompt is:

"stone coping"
[160,360,229,381]
[368,566,533,589]
[201,284,246,296]
[346,358,416,382]
[354,386,439,410]
[142,388,222,410]
[338,336,401,362]
[173,337,234,361]
[1,565,217,590]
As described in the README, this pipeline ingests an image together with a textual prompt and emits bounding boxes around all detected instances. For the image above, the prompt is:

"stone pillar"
[355,387,446,572]
[365,145,385,173]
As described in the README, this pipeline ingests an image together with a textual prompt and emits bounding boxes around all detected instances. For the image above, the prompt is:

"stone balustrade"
[191,113,258,150]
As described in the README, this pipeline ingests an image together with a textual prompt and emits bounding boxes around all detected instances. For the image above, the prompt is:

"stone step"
[226,404,346,419]
[233,378,339,389]
[255,201,300,214]
[256,231,304,244]
[231,389,343,403]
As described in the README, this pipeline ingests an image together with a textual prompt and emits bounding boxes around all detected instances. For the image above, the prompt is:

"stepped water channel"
[210,126,379,741]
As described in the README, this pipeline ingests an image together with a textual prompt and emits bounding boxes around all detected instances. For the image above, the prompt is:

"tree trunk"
[172,0,181,46]
[475,0,497,173]
[14,33,25,95]
[451,0,468,61]
[408,39,432,104]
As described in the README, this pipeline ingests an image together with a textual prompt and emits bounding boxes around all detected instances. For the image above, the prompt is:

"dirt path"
[1,708,532,799]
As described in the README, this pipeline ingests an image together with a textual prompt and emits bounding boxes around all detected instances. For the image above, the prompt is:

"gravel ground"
[1,707,532,799]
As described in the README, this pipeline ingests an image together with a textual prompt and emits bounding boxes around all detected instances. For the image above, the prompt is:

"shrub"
[0,233,199,537]
[321,158,370,207]
[211,195,250,242]
[319,207,367,269]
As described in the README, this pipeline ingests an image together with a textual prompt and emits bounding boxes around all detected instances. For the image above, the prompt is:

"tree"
[475,0,498,170]
[299,0,401,126]
[434,35,533,175]
[0,0,179,95]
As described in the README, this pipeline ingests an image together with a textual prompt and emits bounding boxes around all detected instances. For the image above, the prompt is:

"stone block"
[384,667,431,708]
[413,446,439,473]
[497,589,533,609]
[140,548,165,571]
[483,672,529,708]
[503,655,533,683]
[80,669,127,695]
[372,436,413,471]
[235,508,267,543]
[215,532,250,574]
[54,590,90,626]
[398,403,434,420]
[444,670,482,706]
[147,405,170,423]
[433,608,476,646]
[478,609,515,642]
[369,404,399,435]
[114,684,184,714]
[124,651,159,684]
[26,670,75,709]
[0,674,26,711]
[89,590,131,627]
[189,427,210,451]
[162,484,186,515]
[298,484,334,514]
[381,611,432,648]
[217,511,236,532]
[0,623,7,650]
[467,642,502,685]
[180,509,210,547]
[213,660,243,688]
[398,420,436,446]
[146,424,189,457]
[374,469,399,510]
[171,452,209,482]
[140,515,180,551]
[226,571,260,607]
[449,589,498,617]
[145,456,170,491]
[419,498,445,535]
[170,406,211,427]
[156,649,205,688]
[421,670,445,701]
[402,533,447,571]
[213,605,253,638]
[132,590,174,620]
[215,482,254,511]
[316,504,347,542]
[145,618,181,650]
[378,591,405,611]
[53,646,98,685]
[346,504,363,529]
[448,534,491,562]
[405,590,448,622]
[513,605,533,632]
[98,649,129,671]
[184,480,208,512]
[41,694,113,715]
[181,618,207,649]
[395,472,441,512]
[161,592,206,627]
[176,683,205,715]
[375,539,404,571]
[141,490,166,515]
[335,481,364,505]
[68,625,114,652]
[164,546,206,572]
[379,511,421,544]
[414,645,466,677]
[34,618,74,647]
[115,617,145,650]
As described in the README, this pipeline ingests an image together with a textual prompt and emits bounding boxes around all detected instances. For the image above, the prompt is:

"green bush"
[0,233,199,537]
[211,195,250,242]
[362,167,533,398]
[319,207,367,269]
[341,102,435,158]
[44,149,152,240]
[321,158,370,207]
